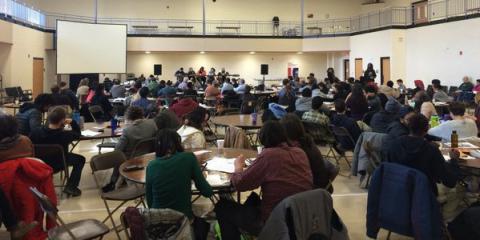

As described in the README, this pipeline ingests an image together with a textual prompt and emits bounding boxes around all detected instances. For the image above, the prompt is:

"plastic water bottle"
[111,116,118,136]
[251,111,257,125]
[72,111,81,125]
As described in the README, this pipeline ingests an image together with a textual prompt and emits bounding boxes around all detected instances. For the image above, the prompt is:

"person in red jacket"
[169,96,199,121]
[0,158,57,240]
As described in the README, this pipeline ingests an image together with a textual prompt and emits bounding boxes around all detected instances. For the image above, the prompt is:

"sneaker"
[102,183,115,193]
[63,186,82,197]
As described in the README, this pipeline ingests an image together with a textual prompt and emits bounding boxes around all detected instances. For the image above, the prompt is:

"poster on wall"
[288,63,299,79]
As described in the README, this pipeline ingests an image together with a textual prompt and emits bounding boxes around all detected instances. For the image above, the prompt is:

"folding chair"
[88,105,105,123]
[90,151,146,239]
[29,187,109,240]
[329,124,355,169]
[302,121,336,159]
[34,144,69,192]
[129,137,156,159]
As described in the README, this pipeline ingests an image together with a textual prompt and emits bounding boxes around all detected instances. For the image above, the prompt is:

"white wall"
[127,52,336,85]
[406,18,480,87]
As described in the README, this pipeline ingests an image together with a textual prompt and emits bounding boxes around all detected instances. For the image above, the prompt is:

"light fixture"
[200,51,206,54]
[297,51,303,54]
[249,51,256,54]
[145,51,151,54]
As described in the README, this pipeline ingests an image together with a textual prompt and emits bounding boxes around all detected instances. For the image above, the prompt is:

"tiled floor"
[0,118,413,239]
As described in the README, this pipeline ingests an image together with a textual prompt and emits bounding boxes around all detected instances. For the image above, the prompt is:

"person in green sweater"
[145,129,213,219]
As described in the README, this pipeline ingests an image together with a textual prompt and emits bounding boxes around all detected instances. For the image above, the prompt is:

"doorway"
[343,59,350,81]
[355,58,363,80]
[413,0,428,24]
[380,57,391,85]
[32,58,44,98]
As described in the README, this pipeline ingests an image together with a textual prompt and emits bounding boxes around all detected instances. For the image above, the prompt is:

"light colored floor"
[0,110,413,239]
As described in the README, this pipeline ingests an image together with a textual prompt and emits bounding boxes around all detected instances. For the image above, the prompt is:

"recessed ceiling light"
[297,51,303,54]
[249,51,256,54]
[145,51,151,54]
[200,51,205,54]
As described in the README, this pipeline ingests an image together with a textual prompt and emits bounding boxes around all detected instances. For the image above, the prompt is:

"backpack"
[448,203,480,240]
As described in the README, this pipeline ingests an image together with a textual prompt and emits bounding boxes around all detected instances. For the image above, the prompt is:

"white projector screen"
[56,21,127,74]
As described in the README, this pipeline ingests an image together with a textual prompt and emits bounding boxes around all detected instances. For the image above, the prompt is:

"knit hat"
[268,103,287,119]
[384,97,401,113]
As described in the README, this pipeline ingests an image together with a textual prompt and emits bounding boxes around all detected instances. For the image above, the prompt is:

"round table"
[211,114,263,130]
[120,148,258,185]
[80,122,123,140]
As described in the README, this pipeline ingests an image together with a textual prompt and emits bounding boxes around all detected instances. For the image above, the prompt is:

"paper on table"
[81,130,101,137]
[194,150,212,155]
[206,157,236,173]
[444,142,479,149]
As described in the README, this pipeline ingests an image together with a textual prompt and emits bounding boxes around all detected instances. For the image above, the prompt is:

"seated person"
[91,83,114,119]
[29,107,85,197]
[370,97,401,133]
[169,96,199,120]
[234,79,247,94]
[302,96,330,127]
[0,114,34,163]
[384,113,458,195]
[378,80,400,99]
[386,106,414,138]
[278,79,296,111]
[331,99,362,150]
[295,88,313,113]
[366,85,381,112]
[177,79,188,90]
[262,103,287,122]
[428,101,478,141]
[281,114,335,191]
[147,79,159,96]
[205,80,221,99]
[312,82,331,100]
[102,106,158,192]
[183,82,198,96]
[146,129,212,220]
[110,79,126,98]
[240,85,256,114]
[345,84,369,121]
[396,79,407,93]
[131,87,153,115]
[154,107,181,131]
[59,81,79,110]
[414,91,438,120]
[177,108,207,149]
[214,121,313,239]
[157,80,177,97]
[221,78,235,94]
[16,94,53,136]
[432,82,453,102]
[51,85,73,109]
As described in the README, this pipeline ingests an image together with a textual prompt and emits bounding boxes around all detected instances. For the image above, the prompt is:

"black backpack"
[448,203,480,240]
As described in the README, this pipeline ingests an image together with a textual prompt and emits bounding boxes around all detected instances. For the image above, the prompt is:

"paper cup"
[257,146,263,154]
[217,139,225,149]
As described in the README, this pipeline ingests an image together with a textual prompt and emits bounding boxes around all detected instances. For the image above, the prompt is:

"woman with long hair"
[345,83,369,121]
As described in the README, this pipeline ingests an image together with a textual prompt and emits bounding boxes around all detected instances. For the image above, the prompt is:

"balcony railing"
[1,0,480,37]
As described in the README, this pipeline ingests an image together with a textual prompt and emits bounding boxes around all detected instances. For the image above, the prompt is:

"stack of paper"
[81,130,101,137]
[206,157,236,173]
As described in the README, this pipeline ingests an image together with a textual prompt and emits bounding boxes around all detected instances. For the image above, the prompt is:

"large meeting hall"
[1,0,480,239]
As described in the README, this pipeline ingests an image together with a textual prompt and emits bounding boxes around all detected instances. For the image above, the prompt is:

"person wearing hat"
[386,105,415,138]
[370,97,401,133]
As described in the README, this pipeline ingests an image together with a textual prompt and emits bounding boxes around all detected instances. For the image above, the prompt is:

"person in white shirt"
[428,101,478,141]
[234,79,247,94]
[177,107,207,149]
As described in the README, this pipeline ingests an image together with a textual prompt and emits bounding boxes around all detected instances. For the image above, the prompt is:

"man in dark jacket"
[30,106,85,197]
[331,99,362,150]
[386,106,414,138]
[370,97,400,133]
[383,113,458,195]
[15,94,53,136]
[59,81,79,110]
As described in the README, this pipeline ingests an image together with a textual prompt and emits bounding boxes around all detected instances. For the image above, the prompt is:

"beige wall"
[127,52,344,85]
[21,0,413,21]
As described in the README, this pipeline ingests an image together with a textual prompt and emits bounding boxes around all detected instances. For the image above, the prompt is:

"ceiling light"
[297,51,303,54]
[200,51,205,54]
[249,51,256,54]
[145,51,151,54]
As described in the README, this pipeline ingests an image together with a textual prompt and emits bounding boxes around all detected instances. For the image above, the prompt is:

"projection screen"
[56,21,127,74]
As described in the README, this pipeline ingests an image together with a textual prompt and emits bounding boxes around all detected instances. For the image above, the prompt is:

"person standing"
[272,16,280,36]
[364,63,377,81]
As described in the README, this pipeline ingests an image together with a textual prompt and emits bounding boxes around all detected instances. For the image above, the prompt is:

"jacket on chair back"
[367,163,442,240]
[0,157,57,240]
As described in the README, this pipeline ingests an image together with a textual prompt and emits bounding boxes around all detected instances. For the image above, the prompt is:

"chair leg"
[102,200,123,240]
[387,231,392,240]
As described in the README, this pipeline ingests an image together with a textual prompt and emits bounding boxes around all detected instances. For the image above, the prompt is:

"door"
[343,59,350,81]
[413,0,428,24]
[380,57,391,85]
[355,58,363,80]
[32,58,44,98]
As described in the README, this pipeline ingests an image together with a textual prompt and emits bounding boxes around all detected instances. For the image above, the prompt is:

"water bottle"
[251,111,257,125]
[72,110,81,125]
[111,116,118,136]
[429,115,440,128]
[451,130,459,149]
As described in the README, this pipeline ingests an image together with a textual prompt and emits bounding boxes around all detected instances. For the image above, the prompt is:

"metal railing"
[1,0,480,36]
